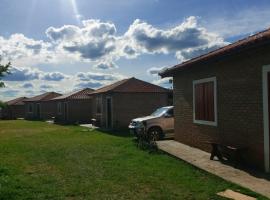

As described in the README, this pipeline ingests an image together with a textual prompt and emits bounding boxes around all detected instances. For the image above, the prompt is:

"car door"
[163,108,174,137]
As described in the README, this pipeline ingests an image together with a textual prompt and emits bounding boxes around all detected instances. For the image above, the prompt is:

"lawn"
[0,120,268,200]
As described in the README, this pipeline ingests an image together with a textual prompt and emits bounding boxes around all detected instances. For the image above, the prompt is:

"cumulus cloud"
[3,67,40,81]
[22,83,34,88]
[124,16,227,61]
[3,67,67,82]
[0,17,229,67]
[75,81,102,89]
[74,71,126,89]
[147,66,167,76]
[94,61,118,70]
[42,72,67,81]
[147,66,172,88]
[46,25,80,41]
[40,84,54,89]
[0,34,50,62]
[152,77,172,89]
[76,72,122,82]
[46,19,117,61]
[1,89,20,97]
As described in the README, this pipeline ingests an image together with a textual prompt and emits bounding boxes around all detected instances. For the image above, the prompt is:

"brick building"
[90,77,172,129]
[51,88,94,124]
[1,97,28,119]
[24,92,61,120]
[160,29,270,172]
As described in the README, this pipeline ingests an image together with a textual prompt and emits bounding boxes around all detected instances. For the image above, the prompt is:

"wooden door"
[64,102,68,121]
[106,98,112,128]
[36,104,41,119]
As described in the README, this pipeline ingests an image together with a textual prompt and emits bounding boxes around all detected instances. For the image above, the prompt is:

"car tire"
[148,127,163,141]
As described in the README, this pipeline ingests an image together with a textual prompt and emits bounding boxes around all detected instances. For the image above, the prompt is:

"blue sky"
[1,0,270,100]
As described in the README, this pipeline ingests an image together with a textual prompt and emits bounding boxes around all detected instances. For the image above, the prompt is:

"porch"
[157,140,270,198]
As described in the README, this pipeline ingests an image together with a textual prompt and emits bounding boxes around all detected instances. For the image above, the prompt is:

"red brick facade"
[171,44,270,170]
[54,99,93,124]
[92,92,170,129]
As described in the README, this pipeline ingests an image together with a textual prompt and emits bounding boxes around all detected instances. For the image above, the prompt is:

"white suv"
[128,106,174,140]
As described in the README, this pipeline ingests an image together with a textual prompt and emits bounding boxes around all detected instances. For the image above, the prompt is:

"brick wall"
[1,105,25,119]
[25,101,56,120]
[172,44,270,170]
[112,92,169,129]
[55,99,93,124]
[91,92,170,129]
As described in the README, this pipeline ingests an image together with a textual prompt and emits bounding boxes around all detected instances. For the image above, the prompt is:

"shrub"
[135,129,158,152]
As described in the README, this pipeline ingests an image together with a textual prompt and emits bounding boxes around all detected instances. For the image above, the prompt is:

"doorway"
[36,103,41,119]
[263,65,270,172]
[64,102,68,121]
[106,97,112,128]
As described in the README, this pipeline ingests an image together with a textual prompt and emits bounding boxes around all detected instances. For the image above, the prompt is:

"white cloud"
[0,66,126,101]
[93,61,118,70]
[0,17,229,66]
[42,72,67,81]
[0,17,234,100]
[152,77,172,89]
[123,16,227,61]
[3,66,68,82]
[147,66,167,76]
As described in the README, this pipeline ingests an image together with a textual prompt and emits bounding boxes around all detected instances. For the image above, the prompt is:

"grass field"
[0,120,268,200]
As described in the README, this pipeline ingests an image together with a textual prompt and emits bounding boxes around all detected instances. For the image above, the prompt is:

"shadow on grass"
[95,128,133,138]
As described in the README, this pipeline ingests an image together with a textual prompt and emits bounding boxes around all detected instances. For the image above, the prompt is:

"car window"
[151,107,169,117]
[167,109,174,117]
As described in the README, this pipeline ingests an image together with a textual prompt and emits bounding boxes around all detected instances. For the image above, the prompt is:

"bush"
[0,101,7,108]
[135,130,158,152]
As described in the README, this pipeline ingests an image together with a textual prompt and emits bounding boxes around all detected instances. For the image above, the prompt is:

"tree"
[0,58,11,88]
[0,100,6,108]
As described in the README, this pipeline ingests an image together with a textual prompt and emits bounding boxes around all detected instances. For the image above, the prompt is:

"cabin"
[50,88,94,124]
[24,92,61,120]
[1,97,28,119]
[89,77,172,129]
[160,29,270,172]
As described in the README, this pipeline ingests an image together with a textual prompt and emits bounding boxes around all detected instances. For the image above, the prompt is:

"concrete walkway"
[157,140,270,198]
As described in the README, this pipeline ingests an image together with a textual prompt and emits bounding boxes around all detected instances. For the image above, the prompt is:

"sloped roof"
[24,92,62,102]
[160,28,270,77]
[51,88,94,100]
[6,97,28,106]
[91,77,170,94]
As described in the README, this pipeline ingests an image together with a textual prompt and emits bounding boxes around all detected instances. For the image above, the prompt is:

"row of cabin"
[1,77,172,129]
[160,28,270,172]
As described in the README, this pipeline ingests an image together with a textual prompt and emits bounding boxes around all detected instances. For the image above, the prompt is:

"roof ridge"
[91,78,131,94]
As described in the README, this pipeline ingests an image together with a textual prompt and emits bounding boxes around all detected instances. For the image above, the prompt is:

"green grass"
[0,120,268,200]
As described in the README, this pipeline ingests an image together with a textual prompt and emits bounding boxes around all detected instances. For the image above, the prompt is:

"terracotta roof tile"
[160,28,270,77]
[51,88,94,100]
[6,97,28,106]
[91,77,170,94]
[24,92,62,102]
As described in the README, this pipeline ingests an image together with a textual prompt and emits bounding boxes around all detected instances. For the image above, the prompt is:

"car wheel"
[148,127,163,141]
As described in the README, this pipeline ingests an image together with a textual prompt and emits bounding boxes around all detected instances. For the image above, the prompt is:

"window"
[193,77,217,126]
[28,103,33,113]
[167,108,174,117]
[57,102,62,114]
[96,96,102,114]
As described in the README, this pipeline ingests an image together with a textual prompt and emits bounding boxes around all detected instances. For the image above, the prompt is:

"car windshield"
[151,107,170,117]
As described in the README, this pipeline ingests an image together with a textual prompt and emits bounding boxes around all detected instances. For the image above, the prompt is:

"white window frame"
[262,65,270,173]
[193,77,217,126]
[57,102,62,114]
